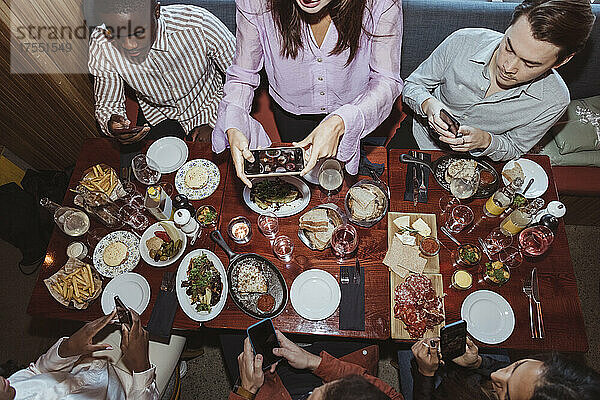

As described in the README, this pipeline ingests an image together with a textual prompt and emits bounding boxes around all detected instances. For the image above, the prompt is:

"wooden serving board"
[386,212,440,274]
[390,273,446,340]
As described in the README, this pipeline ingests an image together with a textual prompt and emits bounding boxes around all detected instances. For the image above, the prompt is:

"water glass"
[498,246,523,269]
[483,227,513,255]
[257,212,279,239]
[132,154,161,185]
[331,224,358,262]
[444,205,474,233]
[273,235,294,262]
[449,169,480,200]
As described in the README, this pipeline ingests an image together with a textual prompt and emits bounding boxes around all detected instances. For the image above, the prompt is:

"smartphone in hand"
[243,147,305,178]
[247,318,283,370]
[113,125,145,135]
[440,320,467,361]
[440,109,462,138]
[114,296,133,328]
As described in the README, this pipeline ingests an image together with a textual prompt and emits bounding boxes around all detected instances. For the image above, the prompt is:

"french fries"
[80,164,118,196]
[53,264,97,304]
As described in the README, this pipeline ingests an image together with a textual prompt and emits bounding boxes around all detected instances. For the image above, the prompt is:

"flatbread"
[103,241,128,267]
[237,264,268,293]
[185,166,209,189]
[502,162,525,183]
[384,235,427,275]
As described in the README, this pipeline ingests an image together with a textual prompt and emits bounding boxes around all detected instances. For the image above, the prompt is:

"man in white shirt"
[0,311,159,400]
[88,0,235,144]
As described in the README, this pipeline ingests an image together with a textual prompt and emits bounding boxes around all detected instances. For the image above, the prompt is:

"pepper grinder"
[173,209,199,240]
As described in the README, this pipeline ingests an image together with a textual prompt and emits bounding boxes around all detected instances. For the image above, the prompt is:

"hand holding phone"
[440,109,462,138]
[114,296,133,328]
[246,319,284,370]
[440,320,467,361]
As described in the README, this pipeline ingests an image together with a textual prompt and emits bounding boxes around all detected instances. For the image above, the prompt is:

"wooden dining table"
[388,149,588,353]
[27,138,588,352]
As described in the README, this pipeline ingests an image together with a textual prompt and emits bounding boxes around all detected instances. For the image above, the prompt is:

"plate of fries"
[80,164,125,201]
[44,258,103,309]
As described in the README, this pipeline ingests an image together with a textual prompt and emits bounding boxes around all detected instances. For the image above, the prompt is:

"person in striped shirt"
[88,0,235,144]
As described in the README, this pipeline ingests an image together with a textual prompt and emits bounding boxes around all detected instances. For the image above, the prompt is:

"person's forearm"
[129,365,159,400]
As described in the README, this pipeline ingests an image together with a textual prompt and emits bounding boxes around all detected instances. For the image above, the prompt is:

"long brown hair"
[267,0,371,64]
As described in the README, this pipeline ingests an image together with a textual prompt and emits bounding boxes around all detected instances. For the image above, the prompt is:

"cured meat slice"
[394,274,444,338]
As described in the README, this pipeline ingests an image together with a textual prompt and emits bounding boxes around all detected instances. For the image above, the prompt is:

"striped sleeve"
[88,30,126,137]
[201,8,235,75]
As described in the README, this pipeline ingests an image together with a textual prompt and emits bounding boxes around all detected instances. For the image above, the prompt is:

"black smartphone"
[243,147,305,177]
[440,320,467,361]
[113,125,144,135]
[439,109,462,138]
[246,318,283,370]
[114,296,132,327]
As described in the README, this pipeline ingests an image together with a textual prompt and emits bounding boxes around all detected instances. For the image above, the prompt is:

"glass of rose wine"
[331,224,358,262]
[518,225,554,257]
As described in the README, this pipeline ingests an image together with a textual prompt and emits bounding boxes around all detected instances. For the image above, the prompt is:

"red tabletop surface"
[203,146,391,339]
[388,149,588,352]
[27,139,588,351]
[27,138,230,330]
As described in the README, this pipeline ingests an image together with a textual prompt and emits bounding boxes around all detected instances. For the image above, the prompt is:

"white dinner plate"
[175,249,228,322]
[175,159,220,200]
[461,290,515,345]
[290,269,340,321]
[243,176,311,217]
[147,137,189,174]
[93,230,140,278]
[101,272,150,315]
[139,221,187,267]
[502,158,548,199]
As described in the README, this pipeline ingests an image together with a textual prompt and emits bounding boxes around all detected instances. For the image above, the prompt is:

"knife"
[411,151,420,207]
[531,268,545,339]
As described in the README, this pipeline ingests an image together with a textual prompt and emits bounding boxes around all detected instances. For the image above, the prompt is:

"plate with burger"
[175,159,220,200]
[93,230,140,278]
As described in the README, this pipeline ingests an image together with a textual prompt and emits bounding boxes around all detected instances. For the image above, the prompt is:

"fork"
[340,268,350,285]
[523,281,538,339]
[160,271,171,292]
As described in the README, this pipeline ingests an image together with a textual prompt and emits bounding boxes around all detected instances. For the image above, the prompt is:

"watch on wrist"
[233,383,256,400]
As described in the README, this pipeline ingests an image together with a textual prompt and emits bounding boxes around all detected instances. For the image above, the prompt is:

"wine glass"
[331,224,358,262]
[132,154,161,185]
[450,169,480,200]
[483,227,513,255]
[318,159,344,204]
[518,226,554,257]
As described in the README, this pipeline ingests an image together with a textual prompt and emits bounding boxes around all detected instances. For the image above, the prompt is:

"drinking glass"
[331,224,358,262]
[439,195,460,215]
[318,159,344,203]
[498,246,523,269]
[483,227,513,255]
[449,169,480,200]
[257,212,279,239]
[444,205,474,233]
[273,235,294,262]
[518,225,554,257]
[119,205,149,232]
[132,154,161,185]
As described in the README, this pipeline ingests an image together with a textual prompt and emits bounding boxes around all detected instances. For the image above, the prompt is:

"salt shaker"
[173,209,199,240]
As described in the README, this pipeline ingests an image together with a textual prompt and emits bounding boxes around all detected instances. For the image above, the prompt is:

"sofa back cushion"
[401,0,600,100]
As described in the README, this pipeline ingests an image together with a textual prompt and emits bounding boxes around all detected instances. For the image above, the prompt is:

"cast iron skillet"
[210,230,288,319]
[400,153,499,199]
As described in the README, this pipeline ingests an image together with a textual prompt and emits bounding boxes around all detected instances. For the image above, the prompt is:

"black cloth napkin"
[339,265,365,331]
[403,152,431,203]
[146,289,178,343]
[358,145,385,178]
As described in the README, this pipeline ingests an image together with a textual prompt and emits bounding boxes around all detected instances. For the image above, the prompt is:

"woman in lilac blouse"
[212,0,403,186]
